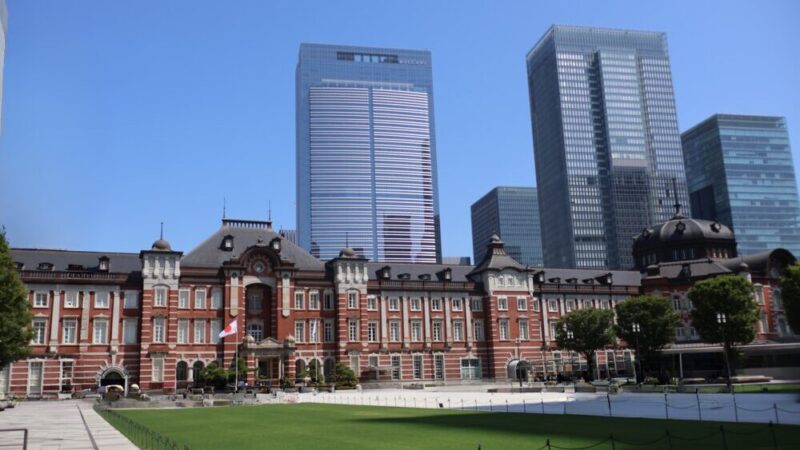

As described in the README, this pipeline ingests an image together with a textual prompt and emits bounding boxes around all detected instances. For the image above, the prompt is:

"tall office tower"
[296,44,441,262]
[526,25,690,269]
[0,0,7,134]
[682,114,800,256]
[471,187,543,267]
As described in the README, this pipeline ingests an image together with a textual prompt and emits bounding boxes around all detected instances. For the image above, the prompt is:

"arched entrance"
[507,359,532,383]
[192,361,205,387]
[99,367,128,396]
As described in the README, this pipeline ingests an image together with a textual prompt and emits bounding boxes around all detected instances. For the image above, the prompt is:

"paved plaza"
[0,400,136,450]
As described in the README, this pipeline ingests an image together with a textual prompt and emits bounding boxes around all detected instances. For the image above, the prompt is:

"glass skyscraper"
[296,44,441,262]
[526,25,690,269]
[682,114,800,256]
[470,187,543,267]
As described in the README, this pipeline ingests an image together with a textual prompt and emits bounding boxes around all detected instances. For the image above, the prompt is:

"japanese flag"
[219,319,238,338]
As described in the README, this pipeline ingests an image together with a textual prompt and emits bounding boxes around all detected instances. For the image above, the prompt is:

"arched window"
[192,361,205,383]
[295,359,306,379]
[176,361,188,381]
[324,358,335,381]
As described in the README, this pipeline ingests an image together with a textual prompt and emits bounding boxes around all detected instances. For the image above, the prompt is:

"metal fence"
[94,405,191,450]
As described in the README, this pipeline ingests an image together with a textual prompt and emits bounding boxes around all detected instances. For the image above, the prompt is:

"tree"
[778,262,800,334]
[688,274,758,387]
[615,295,681,380]
[555,308,616,381]
[332,362,357,388]
[201,361,228,389]
[0,228,33,371]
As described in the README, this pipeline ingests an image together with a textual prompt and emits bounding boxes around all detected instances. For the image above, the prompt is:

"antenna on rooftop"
[223,197,227,219]
[160,222,164,240]
[268,200,272,221]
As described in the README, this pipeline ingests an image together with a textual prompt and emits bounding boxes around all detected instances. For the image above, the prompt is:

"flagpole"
[234,331,239,394]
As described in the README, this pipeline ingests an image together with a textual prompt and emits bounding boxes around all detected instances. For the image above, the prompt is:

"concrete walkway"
[0,400,137,450]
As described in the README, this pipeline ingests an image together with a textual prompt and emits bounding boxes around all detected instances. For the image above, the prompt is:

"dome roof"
[634,213,734,249]
[339,247,357,258]
[151,239,172,251]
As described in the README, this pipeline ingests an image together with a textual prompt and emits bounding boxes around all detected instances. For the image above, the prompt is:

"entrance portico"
[244,336,296,385]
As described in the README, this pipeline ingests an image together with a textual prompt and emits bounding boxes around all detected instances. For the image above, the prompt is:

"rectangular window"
[179,289,190,309]
[324,320,334,342]
[389,297,399,311]
[65,291,80,308]
[366,295,377,310]
[194,289,205,309]
[391,355,401,380]
[431,298,442,311]
[432,320,443,341]
[499,319,510,340]
[247,291,261,312]
[348,319,359,341]
[294,321,305,343]
[549,322,558,340]
[470,298,482,311]
[95,292,109,308]
[517,297,527,311]
[348,292,358,309]
[411,320,422,342]
[519,319,529,340]
[349,355,359,373]
[367,321,378,342]
[474,319,485,341]
[548,299,558,312]
[323,292,334,310]
[177,319,189,344]
[310,319,321,343]
[210,319,222,344]
[601,300,610,310]
[62,318,77,344]
[453,320,463,341]
[452,298,463,311]
[153,317,165,343]
[156,288,168,307]
[532,297,540,312]
[34,292,48,308]
[410,298,421,311]
[309,292,320,310]
[32,319,47,344]
[497,297,508,311]
[389,320,400,341]
[460,358,480,380]
[294,292,304,309]
[211,288,223,309]
[248,322,263,341]
[93,319,107,344]
[60,360,74,388]
[124,291,139,309]
[368,355,379,368]
[434,354,444,380]
[123,318,138,344]
[412,354,423,379]
[151,357,164,382]
[194,320,206,343]
[566,299,575,312]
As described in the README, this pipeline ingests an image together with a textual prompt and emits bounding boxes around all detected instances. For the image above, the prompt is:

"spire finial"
[672,178,681,216]
[345,231,349,248]
[222,197,226,219]
[268,200,272,221]
[160,221,164,240]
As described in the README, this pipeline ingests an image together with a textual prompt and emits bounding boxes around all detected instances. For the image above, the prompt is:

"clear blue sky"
[1,0,799,260]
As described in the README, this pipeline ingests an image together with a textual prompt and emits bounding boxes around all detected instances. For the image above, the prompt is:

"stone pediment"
[244,336,295,351]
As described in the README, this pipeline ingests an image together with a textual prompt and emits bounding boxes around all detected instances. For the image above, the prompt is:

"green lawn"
[101,403,800,450]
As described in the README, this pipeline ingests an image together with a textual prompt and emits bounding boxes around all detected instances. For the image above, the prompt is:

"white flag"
[310,320,318,342]
[219,319,237,338]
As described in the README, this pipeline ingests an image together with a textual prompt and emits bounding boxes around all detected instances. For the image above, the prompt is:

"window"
[323,320,334,342]
[95,292,109,308]
[294,321,305,342]
[179,290,190,309]
[62,319,77,344]
[772,288,783,310]
[309,292,320,310]
[367,295,377,310]
[210,320,222,344]
[389,297,399,311]
[432,320,443,341]
[474,319,485,341]
[32,319,47,344]
[532,297,540,311]
[124,291,139,309]
[410,298,421,311]
[349,355,359,373]
[60,360,73,389]
[368,355,379,368]
[549,322,558,340]
[123,318,138,344]
[452,298,463,311]
[517,297,527,311]
[389,320,400,341]
[461,358,481,380]
[499,319,510,340]
[601,300,610,310]
[294,292,304,309]
[194,289,206,309]
[247,291,262,312]
[412,354,423,379]
[675,327,684,339]
[470,298,482,311]
[348,319,359,341]
[93,319,108,344]
[519,319,529,340]
[583,299,593,309]
[566,299,575,312]
[367,321,378,342]
[34,292,48,308]
[309,319,320,343]
[152,357,164,382]
[548,299,559,312]
[194,320,206,343]
[323,292,334,310]
[431,298,442,311]
[348,292,358,309]
[211,288,222,309]
[453,320,464,341]
[411,320,422,341]
[391,355,401,380]
[248,322,263,341]
[177,320,189,344]
[153,317,165,343]
[156,287,168,307]
[497,297,508,311]
[434,354,444,380]
[65,291,80,308]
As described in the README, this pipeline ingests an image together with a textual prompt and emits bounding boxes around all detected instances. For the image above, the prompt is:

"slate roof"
[643,248,796,281]
[366,262,475,283]
[181,220,325,270]
[534,267,641,287]
[11,248,142,273]
[469,235,527,276]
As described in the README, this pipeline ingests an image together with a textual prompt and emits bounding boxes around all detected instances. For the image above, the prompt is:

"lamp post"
[632,322,642,384]
[564,325,574,379]
[717,313,733,391]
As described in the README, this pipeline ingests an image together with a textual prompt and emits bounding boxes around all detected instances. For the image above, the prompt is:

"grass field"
[102,403,800,450]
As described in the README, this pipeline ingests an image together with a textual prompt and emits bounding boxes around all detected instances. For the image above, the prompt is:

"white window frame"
[309,291,320,310]
[178,289,190,309]
[65,291,80,308]
[497,296,508,311]
[294,321,305,343]
[33,292,49,308]
[548,299,559,312]
[517,297,527,311]
[323,319,334,343]
[499,319,510,341]
[124,291,139,309]
[155,287,168,307]
[211,288,223,309]
[194,320,206,344]
[470,298,482,311]
[389,320,400,342]
[153,317,165,343]
[474,319,485,341]
[32,318,47,344]
[452,298,463,311]
[411,320,422,342]
[194,288,206,309]
[94,291,109,309]
[453,320,464,341]
[532,297,540,312]
[323,292,334,310]
[123,318,138,344]
[151,357,164,382]
[432,320,443,341]
[412,354,423,380]
[93,318,108,344]
[294,291,305,309]
[62,318,77,344]
[366,295,377,311]
[210,319,222,344]
[519,318,529,340]
[410,298,421,311]
[367,321,378,342]
[348,292,358,309]
[348,319,359,341]
[388,297,400,311]
[431,298,442,311]
[248,322,264,341]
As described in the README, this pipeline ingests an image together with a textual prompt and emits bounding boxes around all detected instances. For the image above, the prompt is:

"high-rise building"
[682,114,800,256]
[0,0,7,134]
[471,187,543,267]
[526,25,690,269]
[296,44,441,263]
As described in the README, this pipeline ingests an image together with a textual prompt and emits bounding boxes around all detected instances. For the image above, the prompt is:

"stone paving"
[0,400,137,450]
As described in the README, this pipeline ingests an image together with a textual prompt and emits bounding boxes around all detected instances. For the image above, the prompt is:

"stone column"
[49,289,62,352]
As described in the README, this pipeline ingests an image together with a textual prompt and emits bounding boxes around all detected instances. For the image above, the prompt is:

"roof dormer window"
[380,266,391,280]
[418,274,431,281]
[98,256,110,272]
[221,235,234,251]
[67,264,84,271]
[398,273,411,280]
[15,262,24,270]
[38,262,54,271]
[270,237,281,252]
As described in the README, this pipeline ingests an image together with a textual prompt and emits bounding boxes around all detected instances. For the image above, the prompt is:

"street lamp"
[564,325,574,379]
[515,337,523,387]
[717,313,733,391]
[632,322,643,384]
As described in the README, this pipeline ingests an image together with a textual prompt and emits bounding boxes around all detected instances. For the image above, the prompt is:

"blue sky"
[1,0,799,261]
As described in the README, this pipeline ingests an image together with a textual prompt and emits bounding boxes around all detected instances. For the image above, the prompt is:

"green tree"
[201,361,228,389]
[615,295,681,380]
[332,362,357,388]
[0,228,33,371]
[688,274,758,387]
[778,262,800,334]
[555,308,616,381]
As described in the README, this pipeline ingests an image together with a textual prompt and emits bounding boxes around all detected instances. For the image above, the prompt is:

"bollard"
[664,392,669,420]
[769,421,778,450]
[732,392,739,423]
[607,393,612,417]
[541,397,545,414]
[414,398,416,408]
[563,401,567,415]
[696,389,702,421]
[523,399,527,413]
[475,399,478,411]
[489,399,493,411]
[448,399,451,409]
[506,399,509,413]
[774,403,780,424]
[461,399,464,410]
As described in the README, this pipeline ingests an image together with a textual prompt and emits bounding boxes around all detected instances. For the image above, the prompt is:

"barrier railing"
[94,405,191,450]
[0,428,28,450]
